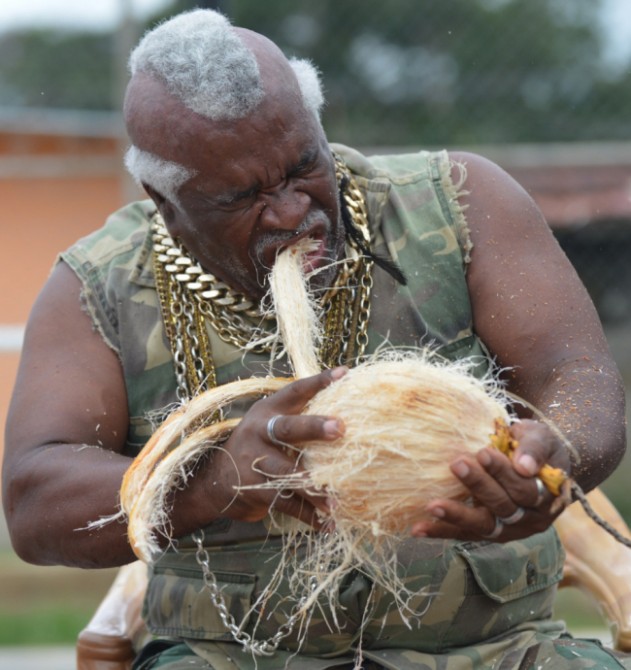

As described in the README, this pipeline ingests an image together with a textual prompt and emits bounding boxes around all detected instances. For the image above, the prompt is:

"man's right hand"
[184,367,347,530]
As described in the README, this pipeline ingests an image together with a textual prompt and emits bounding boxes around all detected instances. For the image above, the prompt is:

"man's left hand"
[409,419,571,542]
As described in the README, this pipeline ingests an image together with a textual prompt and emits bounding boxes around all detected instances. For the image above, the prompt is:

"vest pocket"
[455,528,565,603]
[144,563,257,640]
[435,529,565,649]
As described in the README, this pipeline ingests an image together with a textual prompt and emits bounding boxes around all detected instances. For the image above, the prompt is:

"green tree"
[0,29,114,109]
[1,0,630,145]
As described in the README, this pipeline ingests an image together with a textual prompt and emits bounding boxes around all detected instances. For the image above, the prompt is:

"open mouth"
[275,236,327,275]
[296,236,327,274]
[254,211,339,289]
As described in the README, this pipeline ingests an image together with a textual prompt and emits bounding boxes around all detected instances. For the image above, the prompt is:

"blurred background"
[1,0,631,659]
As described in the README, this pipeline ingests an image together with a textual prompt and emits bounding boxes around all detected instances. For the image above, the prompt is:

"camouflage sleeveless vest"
[60,146,564,663]
[60,145,485,453]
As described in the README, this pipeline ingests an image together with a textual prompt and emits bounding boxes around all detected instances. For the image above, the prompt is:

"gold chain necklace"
[152,155,373,400]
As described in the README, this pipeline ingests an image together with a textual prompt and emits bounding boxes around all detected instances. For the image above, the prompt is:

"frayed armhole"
[436,151,473,265]
[57,253,122,360]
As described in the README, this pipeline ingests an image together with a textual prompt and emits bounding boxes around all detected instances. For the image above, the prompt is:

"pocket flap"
[145,562,256,640]
[455,528,564,603]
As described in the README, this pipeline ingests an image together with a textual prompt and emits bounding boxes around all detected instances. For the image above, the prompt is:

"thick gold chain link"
[152,154,374,398]
[152,158,375,649]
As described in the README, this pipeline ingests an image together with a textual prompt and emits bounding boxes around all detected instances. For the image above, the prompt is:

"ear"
[143,183,179,230]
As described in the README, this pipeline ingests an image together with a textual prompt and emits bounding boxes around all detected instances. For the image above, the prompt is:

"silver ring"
[534,477,546,507]
[266,415,285,447]
[482,517,504,540]
[499,507,525,525]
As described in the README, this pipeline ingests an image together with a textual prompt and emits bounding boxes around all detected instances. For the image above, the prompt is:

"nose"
[258,183,310,232]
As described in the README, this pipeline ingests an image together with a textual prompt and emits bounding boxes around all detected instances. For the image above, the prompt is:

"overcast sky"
[0,0,172,31]
[0,0,629,68]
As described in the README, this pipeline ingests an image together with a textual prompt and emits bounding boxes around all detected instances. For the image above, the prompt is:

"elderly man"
[3,8,628,670]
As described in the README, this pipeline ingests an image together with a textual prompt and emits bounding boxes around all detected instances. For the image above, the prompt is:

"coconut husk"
[121,239,513,649]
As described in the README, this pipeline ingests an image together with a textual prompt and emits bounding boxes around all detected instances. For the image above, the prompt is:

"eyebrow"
[211,146,320,207]
[214,185,259,207]
[288,146,319,176]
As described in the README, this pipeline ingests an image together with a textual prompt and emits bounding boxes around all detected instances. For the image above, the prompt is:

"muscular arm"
[456,151,626,492]
[3,262,344,567]
[2,263,136,567]
[412,152,626,541]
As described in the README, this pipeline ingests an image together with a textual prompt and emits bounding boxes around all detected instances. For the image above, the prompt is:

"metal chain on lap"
[151,154,374,654]
[193,530,315,656]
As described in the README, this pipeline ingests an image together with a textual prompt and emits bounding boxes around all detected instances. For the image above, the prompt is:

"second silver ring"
[482,517,504,540]
[534,476,546,507]
[499,507,525,525]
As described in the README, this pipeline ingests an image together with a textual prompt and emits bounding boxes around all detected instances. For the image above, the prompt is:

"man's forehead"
[128,72,310,159]
[182,136,325,203]
[125,74,209,157]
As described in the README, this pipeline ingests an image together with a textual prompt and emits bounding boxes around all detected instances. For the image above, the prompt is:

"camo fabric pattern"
[142,532,564,659]
[136,636,631,670]
[59,145,485,454]
[59,146,611,669]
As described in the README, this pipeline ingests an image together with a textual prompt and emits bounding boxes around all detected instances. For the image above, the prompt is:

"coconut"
[121,239,513,652]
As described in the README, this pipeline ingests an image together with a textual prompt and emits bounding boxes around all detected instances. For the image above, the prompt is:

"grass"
[0,550,118,646]
[0,551,613,648]
[553,587,611,637]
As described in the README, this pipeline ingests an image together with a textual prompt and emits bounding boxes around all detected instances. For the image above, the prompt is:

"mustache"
[253,210,330,270]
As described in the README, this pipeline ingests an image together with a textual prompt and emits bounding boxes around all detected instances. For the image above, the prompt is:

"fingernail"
[330,366,348,381]
[516,454,537,475]
[431,506,446,519]
[410,525,427,537]
[478,449,491,467]
[452,460,470,478]
[323,419,344,438]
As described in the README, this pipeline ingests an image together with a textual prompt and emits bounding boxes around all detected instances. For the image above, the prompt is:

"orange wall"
[0,170,139,486]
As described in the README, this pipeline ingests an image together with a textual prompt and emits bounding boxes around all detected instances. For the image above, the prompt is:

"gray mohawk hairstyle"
[129,9,263,121]
[125,8,325,200]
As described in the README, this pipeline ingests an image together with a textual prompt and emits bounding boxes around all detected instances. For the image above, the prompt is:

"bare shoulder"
[446,150,611,387]
[5,261,129,456]
[448,150,541,226]
[447,149,565,300]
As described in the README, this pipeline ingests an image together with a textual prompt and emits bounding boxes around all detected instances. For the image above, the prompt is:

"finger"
[530,475,553,510]
[265,413,344,447]
[476,447,544,509]
[509,419,570,476]
[450,455,520,519]
[411,500,498,541]
[265,367,347,414]
[412,499,549,542]
[251,452,331,513]
[270,488,329,528]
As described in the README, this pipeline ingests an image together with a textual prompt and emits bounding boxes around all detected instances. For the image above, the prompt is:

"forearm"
[3,443,136,568]
[508,353,626,493]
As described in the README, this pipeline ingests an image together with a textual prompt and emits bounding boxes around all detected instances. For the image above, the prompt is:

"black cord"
[339,176,407,286]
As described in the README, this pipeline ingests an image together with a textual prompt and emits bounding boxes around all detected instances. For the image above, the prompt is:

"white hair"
[124,146,197,206]
[129,8,324,121]
[289,57,325,119]
[129,9,263,120]
[126,8,325,201]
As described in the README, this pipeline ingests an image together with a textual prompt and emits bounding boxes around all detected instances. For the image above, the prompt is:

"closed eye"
[213,188,258,211]
[288,150,319,179]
